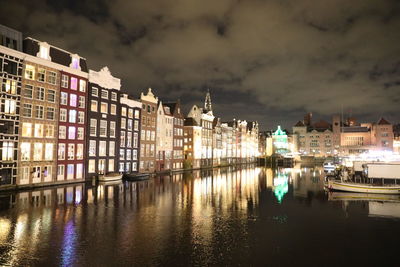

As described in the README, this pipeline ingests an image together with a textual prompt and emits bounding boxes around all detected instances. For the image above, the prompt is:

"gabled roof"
[294,120,305,127]
[184,117,198,126]
[378,117,391,125]
[163,102,178,114]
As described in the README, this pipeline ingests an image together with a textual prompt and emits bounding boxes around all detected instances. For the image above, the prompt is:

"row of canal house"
[0,24,260,190]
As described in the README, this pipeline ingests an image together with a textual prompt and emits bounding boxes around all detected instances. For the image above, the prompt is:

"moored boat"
[326,180,400,194]
[328,191,400,202]
[98,172,123,182]
[123,173,150,181]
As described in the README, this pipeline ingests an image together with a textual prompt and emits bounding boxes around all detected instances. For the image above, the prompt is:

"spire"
[204,89,212,113]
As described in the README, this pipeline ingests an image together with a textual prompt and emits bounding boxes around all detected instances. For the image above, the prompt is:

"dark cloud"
[1,0,399,130]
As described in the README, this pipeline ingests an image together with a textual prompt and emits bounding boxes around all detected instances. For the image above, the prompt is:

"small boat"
[123,173,150,181]
[328,191,400,202]
[98,172,123,182]
[323,161,336,171]
[326,180,400,194]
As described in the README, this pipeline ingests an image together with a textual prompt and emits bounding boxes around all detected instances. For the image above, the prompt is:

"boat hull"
[327,180,400,194]
[98,174,123,182]
[123,173,150,181]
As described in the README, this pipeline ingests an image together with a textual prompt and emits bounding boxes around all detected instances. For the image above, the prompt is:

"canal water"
[0,165,399,266]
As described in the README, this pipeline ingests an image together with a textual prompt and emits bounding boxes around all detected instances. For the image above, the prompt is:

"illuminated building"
[163,101,184,170]
[119,94,141,174]
[184,118,202,169]
[87,67,121,177]
[0,27,23,187]
[139,88,158,173]
[212,118,222,166]
[272,126,290,155]
[156,100,173,171]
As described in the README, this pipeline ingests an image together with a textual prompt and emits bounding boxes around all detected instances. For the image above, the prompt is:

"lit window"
[78,111,85,124]
[68,144,75,160]
[120,149,125,160]
[60,109,67,122]
[108,159,115,172]
[76,163,83,179]
[109,141,115,156]
[127,132,132,147]
[134,120,139,131]
[57,165,65,180]
[128,109,133,118]
[69,110,77,123]
[45,125,54,137]
[45,143,53,160]
[100,120,107,137]
[34,124,44,138]
[99,141,107,156]
[37,68,46,82]
[2,141,14,161]
[22,123,32,137]
[61,74,69,88]
[90,119,97,136]
[71,57,80,69]
[4,99,16,114]
[67,164,74,179]
[59,126,66,139]
[3,80,16,94]
[25,65,35,80]
[100,102,108,113]
[79,80,86,92]
[21,142,30,161]
[47,89,56,102]
[22,104,32,117]
[133,133,138,148]
[77,128,84,140]
[58,144,66,160]
[111,92,117,101]
[60,92,68,105]
[111,104,116,115]
[70,77,78,90]
[47,71,57,85]
[89,140,96,156]
[110,121,116,137]
[76,144,83,160]
[128,119,133,130]
[70,94,77,107]
[35,106,44,119]
[91,100,97,112]
[122,107,127,117]
[134,110,139,119]
[68,126,76,139]
[78,96,85,108]
[120,131,126,147]
[33,143,43,161]
[121,117,126,129]
[88,160,96,173]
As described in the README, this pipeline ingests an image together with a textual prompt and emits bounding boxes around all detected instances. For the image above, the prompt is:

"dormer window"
[70,54,81,70]
[37,42,51,60]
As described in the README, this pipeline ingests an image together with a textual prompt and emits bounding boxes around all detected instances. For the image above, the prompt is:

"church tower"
[204,89,213,114]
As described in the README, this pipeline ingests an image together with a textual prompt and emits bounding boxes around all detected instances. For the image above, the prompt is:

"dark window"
[3,59,17,75]
[0,121,14,134]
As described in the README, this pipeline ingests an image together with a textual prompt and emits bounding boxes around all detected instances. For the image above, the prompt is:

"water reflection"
[0,165,399,266]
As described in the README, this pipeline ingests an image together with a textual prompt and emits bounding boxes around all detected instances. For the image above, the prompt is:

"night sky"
[1,0,400,130]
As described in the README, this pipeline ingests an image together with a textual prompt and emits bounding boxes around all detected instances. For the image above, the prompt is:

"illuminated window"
[70,94,77,107]
[78,96,85,108]
[134,120,139,131]
[78,111,84,124]
[99,141,106,156]
[120,131,126,147]
[110,121,116,137]
[69,110,77,123]
[68,126,76,139]
[76,164,83,179]
[68,144,75,160]
[38,44,50,60]
[88,160,96,173]
[121,118,126,129]
[120,149,125,160]
[47,71,57,85]
[127,119,133,130]
[67,164,74,179]
[33,143,43,161]
[133,149,137,160]
[4,99,16,114]
[71,57,80,69]
[100,102,108,113]
[128,109,133,118]
[91,100,97,112]
[58,144,65,160]
[133,133,138,147]
[132,162,137,171]
[76,144,83,160]
[134,110,139,119]
[61,74,69,88]
[3,80,16,94]
[35,87,45,101]
[45,125,54,138]
[60,92,68,105]
[22,104,32,117]
[60,109,67,122]
[77,127,84,140]
[47,89,56,102]
[57,165,65,179]
[46,107,55,120]
[70,77,78,90]
[89,140,96,156]
[111,104,116,115]
[126,149,131,160]
[99,120,107,137]
[25,65,35,79]
[127,132,132,147]
[108,159,114,172]
[37,68,45,82]
[121,107,127,117]
[109,141,115,156]
[45,143,53,160]
[34,124,44,138]
[90,119,97,136]
[79,80,86,92]
[2,141,14,161]
[58,126,67,139]
[21,123,32,137]
[21,142,30,161]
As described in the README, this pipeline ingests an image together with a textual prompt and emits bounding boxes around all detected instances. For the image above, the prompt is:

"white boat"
[323,161,336,171]
[328,192,400,202]
[326,180,400,194]
[98,172,123,182]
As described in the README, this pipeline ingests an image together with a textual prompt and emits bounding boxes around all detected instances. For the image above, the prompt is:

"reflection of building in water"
[291,166,325,198]
[273,172,289,203]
